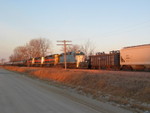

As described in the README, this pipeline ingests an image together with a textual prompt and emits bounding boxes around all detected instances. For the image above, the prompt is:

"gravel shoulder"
[0,68,133,113]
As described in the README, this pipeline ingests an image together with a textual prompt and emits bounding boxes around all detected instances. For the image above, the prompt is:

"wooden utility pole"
[57,40,72,70]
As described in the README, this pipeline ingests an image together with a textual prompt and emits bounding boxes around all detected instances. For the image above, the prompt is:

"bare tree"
[9,38,52,61]
[28,38,51,57]
[81,40,95,59]
[9,46,28,61]
[0,58,5,64]
[28,39,41,57]
[60,44,81,52]
[39,38,51,56]
[67,44,81,52]
[9,54,15,62]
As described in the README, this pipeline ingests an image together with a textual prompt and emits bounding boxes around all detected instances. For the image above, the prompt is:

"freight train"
[6,44,150,71]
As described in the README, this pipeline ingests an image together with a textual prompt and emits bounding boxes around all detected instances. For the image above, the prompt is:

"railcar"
[89,51,120,70]
[12,60,27,66]
[120,44,150,71]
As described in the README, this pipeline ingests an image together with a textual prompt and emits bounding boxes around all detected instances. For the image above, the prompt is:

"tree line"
[9,38,95,62]
[9,38,51,62]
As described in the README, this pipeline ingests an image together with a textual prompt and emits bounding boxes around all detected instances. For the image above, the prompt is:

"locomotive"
[28,51,86,68]
[9,51,86,68]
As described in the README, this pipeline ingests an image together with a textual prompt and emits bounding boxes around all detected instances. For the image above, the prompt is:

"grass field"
[2,66,150,112]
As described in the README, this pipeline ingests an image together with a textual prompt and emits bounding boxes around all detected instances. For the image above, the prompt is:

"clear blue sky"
[0,0,150,61]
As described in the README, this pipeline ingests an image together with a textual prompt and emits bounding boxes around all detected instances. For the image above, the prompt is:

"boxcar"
[90,51,120,70]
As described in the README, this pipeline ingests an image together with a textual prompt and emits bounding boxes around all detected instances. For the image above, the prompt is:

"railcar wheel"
[121,65,133,71]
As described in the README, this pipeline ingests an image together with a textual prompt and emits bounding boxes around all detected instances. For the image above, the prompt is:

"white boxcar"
[120,44,150,70]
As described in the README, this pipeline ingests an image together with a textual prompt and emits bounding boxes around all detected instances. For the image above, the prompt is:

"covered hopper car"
[120,44,150,71]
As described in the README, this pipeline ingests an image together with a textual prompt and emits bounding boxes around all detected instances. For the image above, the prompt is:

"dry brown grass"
[2,66,150,111]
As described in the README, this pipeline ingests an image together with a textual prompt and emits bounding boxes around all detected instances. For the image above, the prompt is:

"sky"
[0,0,150,61]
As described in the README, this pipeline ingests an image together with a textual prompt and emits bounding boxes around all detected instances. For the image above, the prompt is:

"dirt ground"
[2,66,150,112]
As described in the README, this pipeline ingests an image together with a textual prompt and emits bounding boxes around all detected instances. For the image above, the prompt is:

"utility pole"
[57,40,72,70]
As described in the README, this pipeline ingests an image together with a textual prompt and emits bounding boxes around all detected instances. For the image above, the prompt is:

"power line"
[100,19,150,38]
